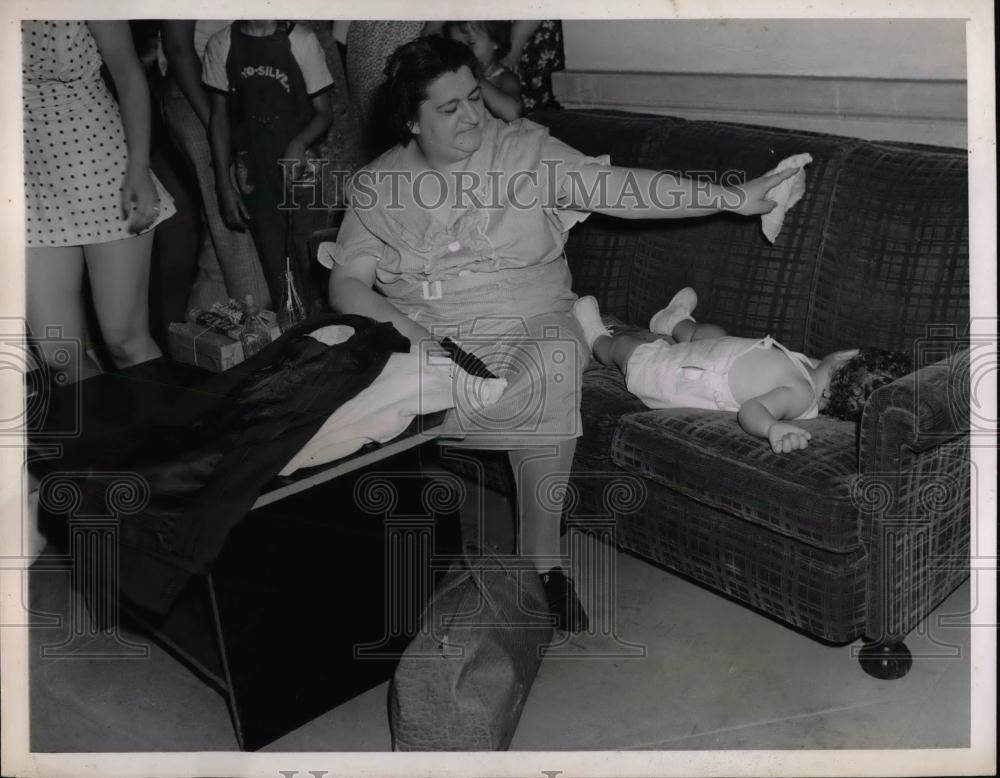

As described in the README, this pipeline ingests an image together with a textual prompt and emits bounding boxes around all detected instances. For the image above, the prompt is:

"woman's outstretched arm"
[563,164,800,220]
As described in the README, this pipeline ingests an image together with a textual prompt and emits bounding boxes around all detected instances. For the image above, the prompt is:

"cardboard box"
[167,311,282,373]
[168,322,245,372]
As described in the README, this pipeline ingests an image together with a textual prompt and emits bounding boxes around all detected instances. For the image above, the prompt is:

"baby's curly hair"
[823,347,913,423]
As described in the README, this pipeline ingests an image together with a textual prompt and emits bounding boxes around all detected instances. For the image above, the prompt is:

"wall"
[555,20,967,147]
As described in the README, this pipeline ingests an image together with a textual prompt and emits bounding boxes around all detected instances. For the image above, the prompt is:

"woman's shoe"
[540,567,589,633]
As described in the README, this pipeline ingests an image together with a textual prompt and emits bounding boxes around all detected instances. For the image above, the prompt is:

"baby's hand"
[767,422,811,454]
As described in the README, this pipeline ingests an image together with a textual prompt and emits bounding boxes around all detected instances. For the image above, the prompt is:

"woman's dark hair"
[823,347,913,423]
[442,20,513,59]
[376,35,482,148]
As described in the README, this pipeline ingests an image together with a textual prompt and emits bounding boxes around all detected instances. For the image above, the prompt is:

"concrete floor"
[25,481,971,756]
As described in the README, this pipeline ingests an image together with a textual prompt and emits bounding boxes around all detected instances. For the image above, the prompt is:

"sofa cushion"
[611,410,863,552]
[625,120,854,352]
[577,362,648,470]
[805,141,969,356]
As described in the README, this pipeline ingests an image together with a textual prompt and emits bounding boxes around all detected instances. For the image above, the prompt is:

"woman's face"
[410,66,486,165]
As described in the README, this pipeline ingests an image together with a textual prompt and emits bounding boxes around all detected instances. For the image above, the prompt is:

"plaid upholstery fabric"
[563,217,648,320]
[625,122,853,351]
[615,485,868,643]
[611,410,863,552]
[529,108,682,165]
[532,110,684,320]
[860,348,971,469]
[855,438,970,640]
[805,142,969,356]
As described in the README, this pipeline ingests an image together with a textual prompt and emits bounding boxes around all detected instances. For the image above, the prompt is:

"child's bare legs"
[591,331,660,374]
[671,319,727,342]
[650,286,727,342]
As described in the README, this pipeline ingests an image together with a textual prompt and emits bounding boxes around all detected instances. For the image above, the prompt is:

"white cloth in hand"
[761,153,813,243]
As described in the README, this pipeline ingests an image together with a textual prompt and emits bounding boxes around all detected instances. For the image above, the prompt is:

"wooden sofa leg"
[858,639,913,679]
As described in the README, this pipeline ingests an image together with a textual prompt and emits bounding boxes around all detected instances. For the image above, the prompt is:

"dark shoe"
[540,567,589,633]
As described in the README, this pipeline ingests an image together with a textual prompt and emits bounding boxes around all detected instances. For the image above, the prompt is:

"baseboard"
[553,70,967,148]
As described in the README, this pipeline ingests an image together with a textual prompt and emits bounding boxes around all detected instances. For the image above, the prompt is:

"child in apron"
[203,20,334,312]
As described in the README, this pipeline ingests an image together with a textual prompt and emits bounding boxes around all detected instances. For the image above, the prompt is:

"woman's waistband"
[380,258,571,303]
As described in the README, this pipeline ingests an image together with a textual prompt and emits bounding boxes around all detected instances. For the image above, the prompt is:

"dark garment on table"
[61,315,409,615]
[225,23,325,309]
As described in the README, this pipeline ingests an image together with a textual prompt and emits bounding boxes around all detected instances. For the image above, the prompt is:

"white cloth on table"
[278,346,455,475]
[761,152,813,243]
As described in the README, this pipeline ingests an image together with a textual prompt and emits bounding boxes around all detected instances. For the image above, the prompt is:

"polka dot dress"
[22,20,175,248]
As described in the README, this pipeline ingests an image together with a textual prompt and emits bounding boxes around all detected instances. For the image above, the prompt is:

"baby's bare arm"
[738,381,815,453]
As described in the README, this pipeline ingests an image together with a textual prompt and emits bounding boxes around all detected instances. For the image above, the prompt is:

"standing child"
[443,21,523,120]
[203,20,334,312]
[572,289,913,454]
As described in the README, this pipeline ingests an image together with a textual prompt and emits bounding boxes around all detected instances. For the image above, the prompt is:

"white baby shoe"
[572,296,612,350]
[649,287,698,336]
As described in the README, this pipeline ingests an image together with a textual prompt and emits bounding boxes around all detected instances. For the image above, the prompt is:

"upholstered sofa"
[443,108,971,679]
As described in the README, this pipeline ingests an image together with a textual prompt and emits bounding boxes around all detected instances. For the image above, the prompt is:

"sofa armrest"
[859,348,969,474]
[854,347,971,643]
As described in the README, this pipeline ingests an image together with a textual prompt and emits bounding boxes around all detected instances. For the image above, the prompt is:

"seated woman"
[322,36,795,632]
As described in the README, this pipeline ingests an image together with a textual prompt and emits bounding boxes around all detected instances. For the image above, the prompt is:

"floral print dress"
[517,20,565,113]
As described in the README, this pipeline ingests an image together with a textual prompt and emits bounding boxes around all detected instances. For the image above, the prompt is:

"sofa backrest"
[535,109,969,357]
[804,141,969,356]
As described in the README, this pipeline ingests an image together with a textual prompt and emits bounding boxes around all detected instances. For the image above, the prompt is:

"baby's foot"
[572,296,612,350]
[649,287,698,335]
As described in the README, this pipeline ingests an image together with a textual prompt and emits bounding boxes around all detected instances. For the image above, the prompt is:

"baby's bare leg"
[672,320,728,343]
[593,333,659,374]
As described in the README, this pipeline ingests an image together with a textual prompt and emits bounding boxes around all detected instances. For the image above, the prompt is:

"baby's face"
[813,348,860,408]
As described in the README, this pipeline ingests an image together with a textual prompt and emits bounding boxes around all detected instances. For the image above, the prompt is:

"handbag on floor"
[389,551,554,751]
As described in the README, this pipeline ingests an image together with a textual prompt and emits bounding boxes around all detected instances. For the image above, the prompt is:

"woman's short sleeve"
[542,135,611,231]
[316,207,384,270]
[520,120,611,231]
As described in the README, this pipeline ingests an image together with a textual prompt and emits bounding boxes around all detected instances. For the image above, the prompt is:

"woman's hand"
[767,421,812,454]
[726,167,800,216]
[218,182,249,231]
[122,164,160,233]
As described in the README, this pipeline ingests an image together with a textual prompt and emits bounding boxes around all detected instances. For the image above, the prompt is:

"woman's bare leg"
[85,231,161,368]
[25,245,102,383]
[509,440,588,631]
[509,442,577,572]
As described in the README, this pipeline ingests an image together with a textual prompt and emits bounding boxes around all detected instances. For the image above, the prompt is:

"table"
[29,358,461,750]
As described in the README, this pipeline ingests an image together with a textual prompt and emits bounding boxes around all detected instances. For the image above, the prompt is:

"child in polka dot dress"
[22,20,176,381]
